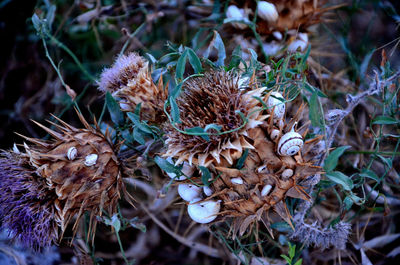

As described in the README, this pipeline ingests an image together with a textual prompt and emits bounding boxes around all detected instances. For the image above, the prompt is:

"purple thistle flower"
[0,151,58,251]
[98,52,147,93]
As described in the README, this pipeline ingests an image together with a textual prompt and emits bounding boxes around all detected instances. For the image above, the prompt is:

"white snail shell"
[281,168,294,179]
[187,198,221,224]
[231,177,244,185]
[178,184,202,202]
[203,186,213,197]
[257,165,268,173]
[277,130,303,156]
[67,147,78,160]
[270,129,280,141]
[226,5,247,30]
[84,154,98,166]
[257,1,279,22]
[261,184,273,196]
[267,92,285,120]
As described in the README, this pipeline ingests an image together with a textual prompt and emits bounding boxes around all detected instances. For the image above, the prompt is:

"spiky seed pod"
[0,113,123,250]
[99,53,168,124]
[168,89,323,236]
[164,71,268,167]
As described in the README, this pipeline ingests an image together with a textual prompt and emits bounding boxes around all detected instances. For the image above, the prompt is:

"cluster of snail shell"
[165,91,305,224]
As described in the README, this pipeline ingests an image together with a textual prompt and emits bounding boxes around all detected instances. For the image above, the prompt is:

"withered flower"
[99,52,167,123]
[167,86,323,237]
[0,113,123,250]
[164,71,267,167]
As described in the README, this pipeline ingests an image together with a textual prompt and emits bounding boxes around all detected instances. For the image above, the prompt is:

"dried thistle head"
[0,112,124,250]
[167,87,323,237]
[99,52,168,123]
[164,71,267,167]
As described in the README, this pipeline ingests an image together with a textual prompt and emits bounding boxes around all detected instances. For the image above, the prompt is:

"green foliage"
[281,243,302,265]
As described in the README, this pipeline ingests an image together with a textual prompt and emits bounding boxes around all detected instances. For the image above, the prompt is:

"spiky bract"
[164,71,267,167]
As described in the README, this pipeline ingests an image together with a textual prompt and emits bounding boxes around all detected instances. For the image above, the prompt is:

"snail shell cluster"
[266,92,304,157]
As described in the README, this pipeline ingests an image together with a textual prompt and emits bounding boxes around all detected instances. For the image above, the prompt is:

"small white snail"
[84,154,98,166]
[270,129,280,141]
[203,186,213,197]
[267,92,286,120]
[281,168,294,179]
[231,177,244,185]
[226,5,247,30]
[261,184,273,196]
[178,184,202,202]
[187,198,221,224]
[257,1,279,22]
[257,165,268,173]
[67,147,77,160]
[277,127,303,156]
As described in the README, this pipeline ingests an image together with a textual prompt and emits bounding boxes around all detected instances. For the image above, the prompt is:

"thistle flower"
[164,71,267,167]
[99,52,168,123]
[0,112,123,250]
[165,82,323,237]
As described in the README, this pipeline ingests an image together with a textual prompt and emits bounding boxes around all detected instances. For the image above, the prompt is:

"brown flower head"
[99,52,168,123]
[164,71,267,167]
[170,89,323,237]
[0,112,123,249]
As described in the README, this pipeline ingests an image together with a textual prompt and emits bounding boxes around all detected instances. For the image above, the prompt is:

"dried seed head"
[99,52,167,123]
[164,71,267,167]
[0,113,123,249]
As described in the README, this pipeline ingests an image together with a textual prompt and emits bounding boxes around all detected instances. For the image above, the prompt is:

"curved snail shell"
[187,198,221,224]
[178,184,202,202]
[267,92,286,120]
[270,129,280,141]
[67,147,78,160]
[277,129,303,156]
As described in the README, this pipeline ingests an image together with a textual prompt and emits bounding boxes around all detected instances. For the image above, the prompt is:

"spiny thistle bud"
[164,80,323,237]
[164,71,268,167]
[0,112,123,250]
[99,52,168,123]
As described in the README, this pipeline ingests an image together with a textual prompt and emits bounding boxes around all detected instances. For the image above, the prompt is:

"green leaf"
[187,48,203,73]
[294,258,303,265]
[372,116,399,125]
[359,169,380,183]
[204,31,226,67]
[127,112,152,134]
[129,217,146,233]
[133,127,146,145]
[228,45,242,70]
[154,156,181,175]
[121,129,134,144]
[105,92,125,126]
[199,166,211,186]
[170,97,181,123]
[204,124,222,133]
[326,171,354,191]
[343,196,353,211]
[176,49,188,80]
[280,255,292,264]
[236,149,249,169]
[32,14,41,32]
[323,145,351,172]
[185,126,210,141]
[309,92,323,128]
[105,215,121,232]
